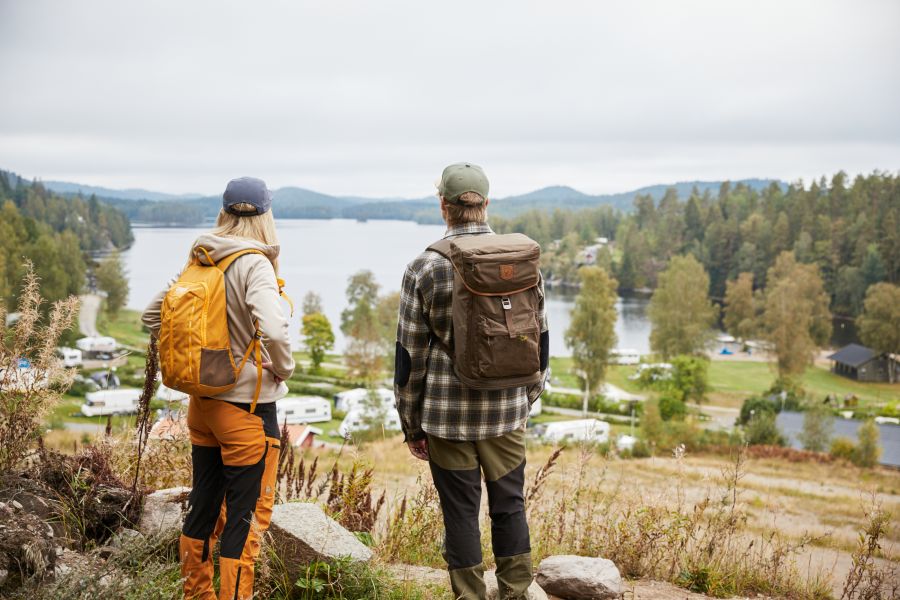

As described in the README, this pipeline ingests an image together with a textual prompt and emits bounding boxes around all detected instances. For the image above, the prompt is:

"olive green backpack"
[428,233,546,390]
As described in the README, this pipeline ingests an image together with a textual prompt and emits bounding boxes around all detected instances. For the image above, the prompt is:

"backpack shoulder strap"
[215,248,266,272]
[426,239,452,259]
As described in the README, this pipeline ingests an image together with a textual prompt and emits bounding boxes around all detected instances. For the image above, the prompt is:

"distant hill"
[19,173,786,225]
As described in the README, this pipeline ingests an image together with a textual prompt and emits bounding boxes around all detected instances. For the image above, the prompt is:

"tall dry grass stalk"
[0,263,79,471]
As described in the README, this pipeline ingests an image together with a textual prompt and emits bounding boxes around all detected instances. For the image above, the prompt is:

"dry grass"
[0,264,79,471]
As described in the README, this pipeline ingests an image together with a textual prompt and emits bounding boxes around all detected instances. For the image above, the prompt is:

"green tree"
[648,255,718,359]
[857,282,900,383]
[341,271,383,381]
[723,272,756,341]
[301,312,335,373]
[798,401,834,452]
[640,399,665,451]
[761,252,832,381]
[96,251,129,318]
[564,266,618,415]
[667,355,709,404]
[854,420,881,468]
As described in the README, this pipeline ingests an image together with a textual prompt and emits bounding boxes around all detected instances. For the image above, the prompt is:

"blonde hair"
[191,206,280,273]
[442,192,488,227]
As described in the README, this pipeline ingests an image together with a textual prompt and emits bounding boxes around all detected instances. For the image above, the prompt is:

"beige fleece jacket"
[141,233,295,404]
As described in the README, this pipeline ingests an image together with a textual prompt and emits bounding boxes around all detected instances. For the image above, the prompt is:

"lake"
[777,411,900,467]
[123,219,652,356]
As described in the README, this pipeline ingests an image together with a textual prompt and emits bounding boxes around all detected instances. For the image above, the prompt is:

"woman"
[142,176,294,600]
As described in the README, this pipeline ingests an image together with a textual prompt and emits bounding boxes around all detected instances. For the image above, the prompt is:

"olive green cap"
[438,162,489,205]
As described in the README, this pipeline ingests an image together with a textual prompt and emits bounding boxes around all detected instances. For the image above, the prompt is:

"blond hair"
[191,205,280,273]
[442,192,488,227]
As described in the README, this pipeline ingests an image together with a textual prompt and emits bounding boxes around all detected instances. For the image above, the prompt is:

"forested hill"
[0,170,133,307]
[41,176,783,226]
[493,172,900,318]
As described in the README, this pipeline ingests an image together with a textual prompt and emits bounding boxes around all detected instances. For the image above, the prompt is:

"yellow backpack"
[158,247,291,413]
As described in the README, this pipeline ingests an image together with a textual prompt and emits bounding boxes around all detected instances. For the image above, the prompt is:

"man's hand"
[260,361,284,385]
[407,438,429,461]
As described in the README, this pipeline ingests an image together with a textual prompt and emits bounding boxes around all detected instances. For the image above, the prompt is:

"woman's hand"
[260,361,284,385]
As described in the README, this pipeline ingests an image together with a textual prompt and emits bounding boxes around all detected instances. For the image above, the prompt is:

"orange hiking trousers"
[180,396,281,600]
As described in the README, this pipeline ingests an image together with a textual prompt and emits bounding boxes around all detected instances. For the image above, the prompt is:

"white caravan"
[57,347,83,367]
[81,388,141,417]
[333,388,395,412]
[539,419,610,445]
[529,397,542,417]
[277,396,332,425]
[156,384,189,403]
[339,406,403,438]
[76,336,117,354]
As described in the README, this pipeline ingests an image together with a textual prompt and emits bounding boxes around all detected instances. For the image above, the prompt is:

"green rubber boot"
[495,552,533,599]
[448,563,488,600]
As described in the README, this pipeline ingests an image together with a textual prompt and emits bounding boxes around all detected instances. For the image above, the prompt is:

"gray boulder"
[535,555,624,600]
[139,487,190,536]
[484,569,549,600]
[268,502,372,576]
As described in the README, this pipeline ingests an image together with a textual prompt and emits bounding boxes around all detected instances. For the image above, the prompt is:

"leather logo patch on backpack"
[500,264,515,280]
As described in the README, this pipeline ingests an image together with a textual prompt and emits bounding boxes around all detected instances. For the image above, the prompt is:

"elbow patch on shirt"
[539,330,549,371]
[395,342,411,387]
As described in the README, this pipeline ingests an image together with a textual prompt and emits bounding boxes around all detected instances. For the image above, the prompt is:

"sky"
[1,0,899,198]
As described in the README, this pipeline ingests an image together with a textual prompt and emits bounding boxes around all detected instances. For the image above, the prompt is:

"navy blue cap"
[223,177,272,216]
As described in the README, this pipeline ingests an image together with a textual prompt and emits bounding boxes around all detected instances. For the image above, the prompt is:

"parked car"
[277,396,332,425]
[81,388,141,417]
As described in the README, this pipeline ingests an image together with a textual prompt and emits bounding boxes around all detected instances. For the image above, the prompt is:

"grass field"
[550,355,899,410]
[96,308,150,350]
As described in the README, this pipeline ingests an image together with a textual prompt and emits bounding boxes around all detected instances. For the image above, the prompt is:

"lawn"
[96,308,150,351]
[707,361,899,406]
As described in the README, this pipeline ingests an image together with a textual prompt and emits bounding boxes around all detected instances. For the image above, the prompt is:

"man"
[394,163,548,600]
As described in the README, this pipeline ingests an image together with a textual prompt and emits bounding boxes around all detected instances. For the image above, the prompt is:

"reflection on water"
[125,219,857,356]
[546,291,651,357]
[777,411,899,467]
[124,219,655,355]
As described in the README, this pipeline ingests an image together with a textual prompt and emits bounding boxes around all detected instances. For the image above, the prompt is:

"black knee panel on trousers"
[183,445,226,540]
[218,452,267,559]
[486,460,530,558]
[429,461,483,570]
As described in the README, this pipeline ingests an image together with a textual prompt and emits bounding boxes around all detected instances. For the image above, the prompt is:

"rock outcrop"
[268,502,372,579]
[138,487,190,536]
[536,555,624,600]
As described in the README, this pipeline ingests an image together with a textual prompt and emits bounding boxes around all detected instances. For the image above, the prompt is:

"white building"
[539,419,610,445]
[333,388,394,412]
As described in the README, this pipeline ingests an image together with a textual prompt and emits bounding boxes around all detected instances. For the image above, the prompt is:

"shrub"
[830,436,857,461]
[738,395,778,426]
[798,401,834,453]
[853,420,881,468]
[744,412,785,446]
[657,394,687,421]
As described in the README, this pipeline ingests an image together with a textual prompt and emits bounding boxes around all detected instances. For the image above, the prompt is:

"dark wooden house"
[828,344,896,383]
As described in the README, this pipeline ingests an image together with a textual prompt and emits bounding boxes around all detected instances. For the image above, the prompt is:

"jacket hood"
[191,233,280,265]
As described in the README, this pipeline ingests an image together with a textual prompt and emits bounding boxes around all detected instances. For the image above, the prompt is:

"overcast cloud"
[1,0,898,197]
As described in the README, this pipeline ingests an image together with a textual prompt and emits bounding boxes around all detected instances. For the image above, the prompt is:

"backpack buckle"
[501,297,512,310]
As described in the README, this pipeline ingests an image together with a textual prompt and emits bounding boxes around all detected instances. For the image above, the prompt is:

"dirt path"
[79,293,102,337]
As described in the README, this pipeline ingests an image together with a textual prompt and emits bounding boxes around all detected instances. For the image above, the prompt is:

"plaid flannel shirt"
[394,222,549,442]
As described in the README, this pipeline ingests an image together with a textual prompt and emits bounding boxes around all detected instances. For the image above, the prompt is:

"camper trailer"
[277,396,332,425]
[338,405,402,438]
[81,388,141,417]
[333,388,394,412]
[76,336,117,357]
[539,419,610,444]
[155,384,189,403]
[529,397,543,417]
[57,347,83,367]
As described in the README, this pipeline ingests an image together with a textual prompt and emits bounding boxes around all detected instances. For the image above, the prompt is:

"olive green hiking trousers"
[427,427,533,600]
